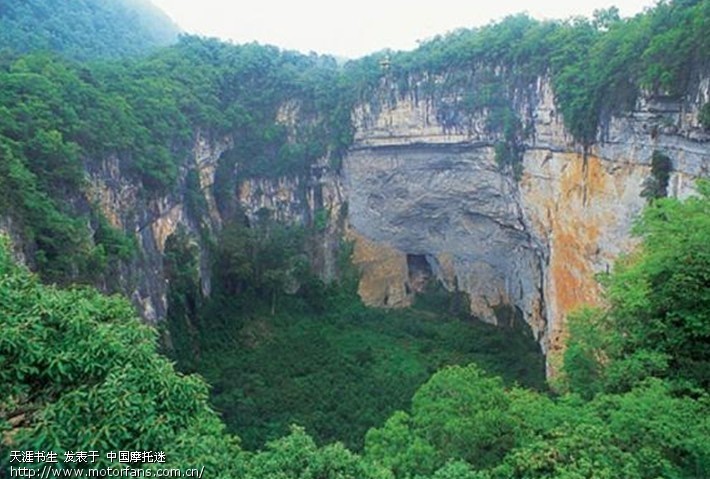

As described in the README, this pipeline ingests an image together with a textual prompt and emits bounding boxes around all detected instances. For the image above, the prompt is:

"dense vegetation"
[163,220,545,451]
[0,237,385,478]
[0,236,240,472]
[0,36,353,283]
[348,0,709,159]
[3,185,709,477]
[564,181,710,396]
[0,0,179,60]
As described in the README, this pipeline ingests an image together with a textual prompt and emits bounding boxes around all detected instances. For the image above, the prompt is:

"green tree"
[244,426,391,479]
[614,182,709,390]
[482,379,709,478]
[641,150,673,200]
[412,365,516,469]
[0,237,240,471]
[429,460,483,479]
[590,379,710,478]
[365,411,440,478]
[485,422,644,479]
[365,365,518,476]
[164,228,203,368]
[700,103,710,130]
[0,0,179,60]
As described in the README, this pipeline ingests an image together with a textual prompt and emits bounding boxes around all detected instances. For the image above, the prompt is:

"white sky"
[150,0,658,59]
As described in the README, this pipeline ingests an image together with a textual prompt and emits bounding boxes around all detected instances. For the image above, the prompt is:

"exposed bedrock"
[344,144,546,342]
[343,74,708,373]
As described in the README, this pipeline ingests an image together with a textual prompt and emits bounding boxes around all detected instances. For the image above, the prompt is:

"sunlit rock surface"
[344,74,708,374]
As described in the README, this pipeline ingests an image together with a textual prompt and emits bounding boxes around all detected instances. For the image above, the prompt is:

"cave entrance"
[407,254,433,294]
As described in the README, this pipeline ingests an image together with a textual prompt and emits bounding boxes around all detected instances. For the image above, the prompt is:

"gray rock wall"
[344,73,708,372]
[344,144,546,339]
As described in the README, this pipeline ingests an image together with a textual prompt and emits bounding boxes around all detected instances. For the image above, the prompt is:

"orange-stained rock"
[520,151,647,375]
[349,230,412,308]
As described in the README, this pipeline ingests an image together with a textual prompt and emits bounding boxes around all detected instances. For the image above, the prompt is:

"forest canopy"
[0,0,179,60]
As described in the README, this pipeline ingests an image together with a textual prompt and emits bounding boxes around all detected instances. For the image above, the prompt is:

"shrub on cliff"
[700,102,710,130]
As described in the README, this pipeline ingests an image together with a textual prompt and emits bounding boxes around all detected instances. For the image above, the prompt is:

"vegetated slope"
[0,236,387,478]
[192,304,545,452]
[0,236,241,473]
[171,244,545,451]
[0,0,179,60]
[163,220,546,451]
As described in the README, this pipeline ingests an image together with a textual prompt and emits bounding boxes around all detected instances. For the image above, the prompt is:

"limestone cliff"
[83,132,346,323]
[344,143,545,338]
[343,72,708,373]
[86,132,231,322]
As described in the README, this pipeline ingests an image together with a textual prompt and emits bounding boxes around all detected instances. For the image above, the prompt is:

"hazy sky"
[150,0,657,59]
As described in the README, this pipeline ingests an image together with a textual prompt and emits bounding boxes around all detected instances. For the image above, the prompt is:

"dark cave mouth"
[406,253,433,294]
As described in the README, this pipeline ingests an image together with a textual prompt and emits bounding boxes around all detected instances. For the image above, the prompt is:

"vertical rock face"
[86,133,231,323]
[0,216,28,266]
[524,74,707,371]
[519,151,648,368]
[344,144,546,340]
[236,161,347,282]
[80,130,346,325]
[344,73,708,373]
